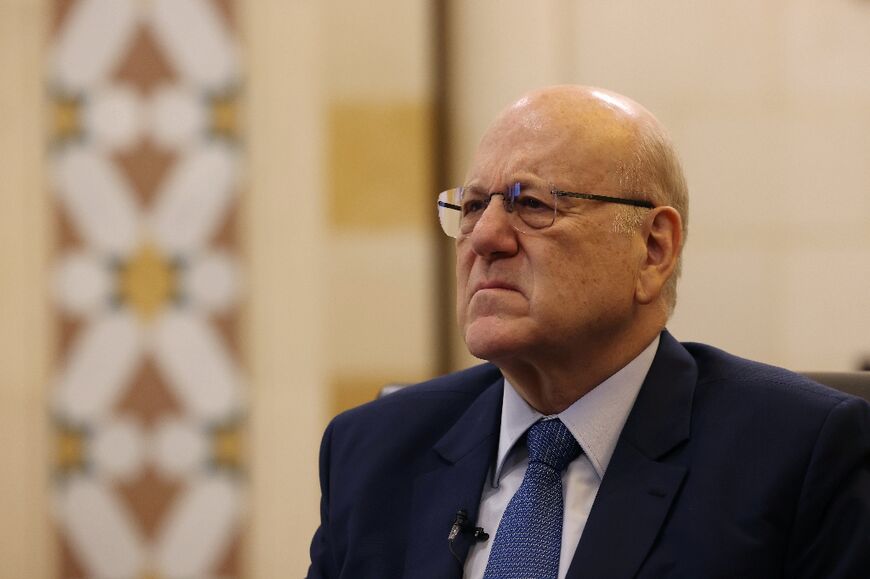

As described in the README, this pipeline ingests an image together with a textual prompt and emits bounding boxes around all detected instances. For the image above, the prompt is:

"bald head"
[495,85,656,136]
[470,85,688,314]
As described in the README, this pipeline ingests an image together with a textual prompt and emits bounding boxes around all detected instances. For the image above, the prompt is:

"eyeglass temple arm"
[553,190,655,209]
[438,200,461,211]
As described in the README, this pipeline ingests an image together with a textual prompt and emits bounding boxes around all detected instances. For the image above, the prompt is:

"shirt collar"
[493,334,660,485]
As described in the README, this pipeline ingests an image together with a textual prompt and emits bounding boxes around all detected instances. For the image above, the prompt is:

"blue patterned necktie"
[483,418,581,579]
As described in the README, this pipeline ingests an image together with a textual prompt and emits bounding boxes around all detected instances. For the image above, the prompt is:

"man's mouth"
[472,281,522,296]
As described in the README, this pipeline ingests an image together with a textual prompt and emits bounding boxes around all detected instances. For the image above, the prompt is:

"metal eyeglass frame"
[437,183,655,238]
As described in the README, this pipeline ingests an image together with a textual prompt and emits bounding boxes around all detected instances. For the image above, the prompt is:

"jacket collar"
[402,329,698,579]
[403,374,504,579]
[565,329,696,578]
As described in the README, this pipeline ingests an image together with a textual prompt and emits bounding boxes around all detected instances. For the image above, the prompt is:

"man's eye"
[462,199,488,215]
[517,195,552,211]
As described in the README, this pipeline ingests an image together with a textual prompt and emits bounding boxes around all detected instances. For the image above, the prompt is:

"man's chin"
[463,317,529,362]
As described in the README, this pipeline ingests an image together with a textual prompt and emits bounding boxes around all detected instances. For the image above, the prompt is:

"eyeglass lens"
[438,183,557,238]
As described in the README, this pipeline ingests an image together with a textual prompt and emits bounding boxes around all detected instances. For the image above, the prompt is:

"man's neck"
[496,327,662,415]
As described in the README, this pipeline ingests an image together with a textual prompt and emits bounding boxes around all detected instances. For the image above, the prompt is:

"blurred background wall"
[1,0,868,577]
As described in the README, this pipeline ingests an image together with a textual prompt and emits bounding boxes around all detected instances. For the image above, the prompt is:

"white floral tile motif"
[57,474,146,577]
[149,85,210,149]
[53,250,113,316]
[51,0,140,91]
[54,311,145,424]
[149,141,240,256]
[155,474,243,577]
[89,417,147,480]
[50,0,246,576]
[152,310,245,422]
[152,417,209,478]
[85,84,143,151]
[150,0,240,90]
[53,146,141,257]
[184,250,241,314]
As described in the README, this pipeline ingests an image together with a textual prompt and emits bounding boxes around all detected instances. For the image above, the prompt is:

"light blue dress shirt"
[463,336,659,579]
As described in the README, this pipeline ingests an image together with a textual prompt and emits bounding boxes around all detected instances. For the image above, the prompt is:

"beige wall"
[243,1,330,576]
[323,0,437,413]
[0,0,52,577]
[246,1,439,571]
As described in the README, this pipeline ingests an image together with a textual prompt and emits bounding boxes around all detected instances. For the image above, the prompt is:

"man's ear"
[635,206,682,305]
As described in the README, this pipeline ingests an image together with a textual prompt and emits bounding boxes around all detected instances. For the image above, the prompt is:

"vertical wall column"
[0,0,52,577]
[322,0,437,412]
[244,1,328,576]
[47,0,248,577]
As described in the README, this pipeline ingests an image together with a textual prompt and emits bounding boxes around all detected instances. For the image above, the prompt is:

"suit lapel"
[403,377,503,579]
[566,331,696,579]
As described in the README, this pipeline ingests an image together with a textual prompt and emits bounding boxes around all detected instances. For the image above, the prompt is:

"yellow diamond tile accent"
[118,243,176,320]
[211,94,239,139]
[52,97,81,141]
[212,425,242,470]
[56,429,85,472]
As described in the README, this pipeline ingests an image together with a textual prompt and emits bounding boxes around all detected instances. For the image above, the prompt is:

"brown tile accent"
[54,202,85,250]
[113,26,177,95]
[113,139,177,206]
[56,314,84,361]
[57,529,87,579]
[328,101,433,231]
[210,311,241,361]
[212,530,241,576]
[209,0,236,31]
[115,466,183,540]
[210,197,239,248]
[115,358,183,428]
[52,0,83,36]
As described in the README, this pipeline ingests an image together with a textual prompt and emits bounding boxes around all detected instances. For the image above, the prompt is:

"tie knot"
[526,418,581,472]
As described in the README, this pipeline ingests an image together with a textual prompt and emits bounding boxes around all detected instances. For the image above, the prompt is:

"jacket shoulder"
[683,340,861,411]
[328,363,503,435]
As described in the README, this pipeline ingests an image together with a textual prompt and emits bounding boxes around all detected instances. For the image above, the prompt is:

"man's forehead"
[465,141,561,190]
[467,108,632,189]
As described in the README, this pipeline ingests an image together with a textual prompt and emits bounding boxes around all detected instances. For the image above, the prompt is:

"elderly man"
[307,86,870,578]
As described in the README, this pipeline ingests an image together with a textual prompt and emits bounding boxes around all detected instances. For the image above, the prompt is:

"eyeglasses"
[436,181,655,238]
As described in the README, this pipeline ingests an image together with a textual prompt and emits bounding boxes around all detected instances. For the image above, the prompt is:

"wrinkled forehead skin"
[467,85,661,195]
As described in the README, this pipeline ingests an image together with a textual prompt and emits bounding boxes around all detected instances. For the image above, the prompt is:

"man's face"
[456,100,647,366]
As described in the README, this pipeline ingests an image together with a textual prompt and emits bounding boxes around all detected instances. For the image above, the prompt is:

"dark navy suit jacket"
[307,332,870,578]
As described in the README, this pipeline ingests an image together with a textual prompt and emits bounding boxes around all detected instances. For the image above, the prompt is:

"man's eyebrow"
[462,183,488,194]
[463,174,545,192]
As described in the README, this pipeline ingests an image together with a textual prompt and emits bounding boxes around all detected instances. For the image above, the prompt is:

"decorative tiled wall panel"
[48,1,245,577]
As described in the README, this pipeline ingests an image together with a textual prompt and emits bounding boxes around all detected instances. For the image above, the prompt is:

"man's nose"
[469,194,519,257]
